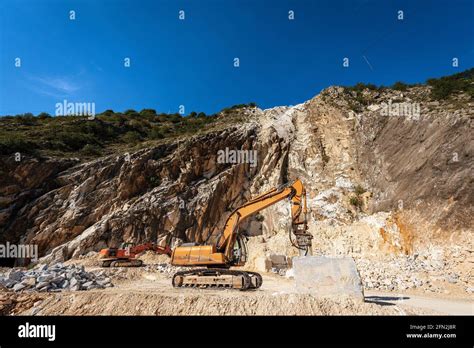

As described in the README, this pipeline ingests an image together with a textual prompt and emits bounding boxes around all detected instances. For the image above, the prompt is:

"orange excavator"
[170,179,313,290]
[99,242,172,267]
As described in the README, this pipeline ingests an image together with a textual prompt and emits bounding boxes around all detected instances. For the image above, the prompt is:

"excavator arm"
[216,179,312,260]
[129,243,172,257]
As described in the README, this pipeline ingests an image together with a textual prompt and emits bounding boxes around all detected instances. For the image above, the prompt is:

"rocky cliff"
[1,83,472,274]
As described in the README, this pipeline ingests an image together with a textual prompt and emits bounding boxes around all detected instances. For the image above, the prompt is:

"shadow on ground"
[364,295,410,306]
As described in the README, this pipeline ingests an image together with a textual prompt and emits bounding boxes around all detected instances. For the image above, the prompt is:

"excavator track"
[243,271,263,289]
[172,268,262,291]
[101,259,143,267]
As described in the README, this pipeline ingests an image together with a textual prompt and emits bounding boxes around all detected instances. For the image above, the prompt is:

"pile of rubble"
[0,263,113,292]
[356,253,472,293]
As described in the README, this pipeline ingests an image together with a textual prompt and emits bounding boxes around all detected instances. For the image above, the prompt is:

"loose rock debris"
[0,263,113,293]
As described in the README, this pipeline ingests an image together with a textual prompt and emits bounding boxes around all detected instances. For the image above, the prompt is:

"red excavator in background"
[99,242,172,267]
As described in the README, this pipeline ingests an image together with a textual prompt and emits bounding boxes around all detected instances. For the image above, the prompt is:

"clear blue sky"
[0,0,473,115]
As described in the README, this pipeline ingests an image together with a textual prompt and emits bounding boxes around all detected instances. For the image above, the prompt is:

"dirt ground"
[4,261,472,316]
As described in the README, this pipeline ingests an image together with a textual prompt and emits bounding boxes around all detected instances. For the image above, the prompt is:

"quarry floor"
[9,265,473,316]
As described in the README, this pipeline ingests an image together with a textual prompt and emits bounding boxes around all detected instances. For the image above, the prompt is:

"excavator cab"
[119,242,134,249]
[231,235,248,266]
[119,242,134,256]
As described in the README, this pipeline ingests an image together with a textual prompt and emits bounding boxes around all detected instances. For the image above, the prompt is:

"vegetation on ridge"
[0,104,257,158]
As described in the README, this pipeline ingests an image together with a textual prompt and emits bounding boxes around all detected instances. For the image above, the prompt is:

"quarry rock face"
[0,85,472,275]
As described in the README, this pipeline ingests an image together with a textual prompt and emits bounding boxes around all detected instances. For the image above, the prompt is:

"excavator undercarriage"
[172,268,263,290]
[101,258,143,267]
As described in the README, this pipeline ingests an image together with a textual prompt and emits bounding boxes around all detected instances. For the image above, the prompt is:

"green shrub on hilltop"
[37,112,52,120]
[427,68,474,99]
[139,109,158,121]
[121,131,142,143]
[81,144,102,156]
[350,83,379,92]
[15,113,37,125]
[140,109,157,116]
[169,113,182,124]
[392,81,408,91]
[0,135,33,155]
[149,127,164,140]
[221,102,258,114]
[56,131,98,151]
